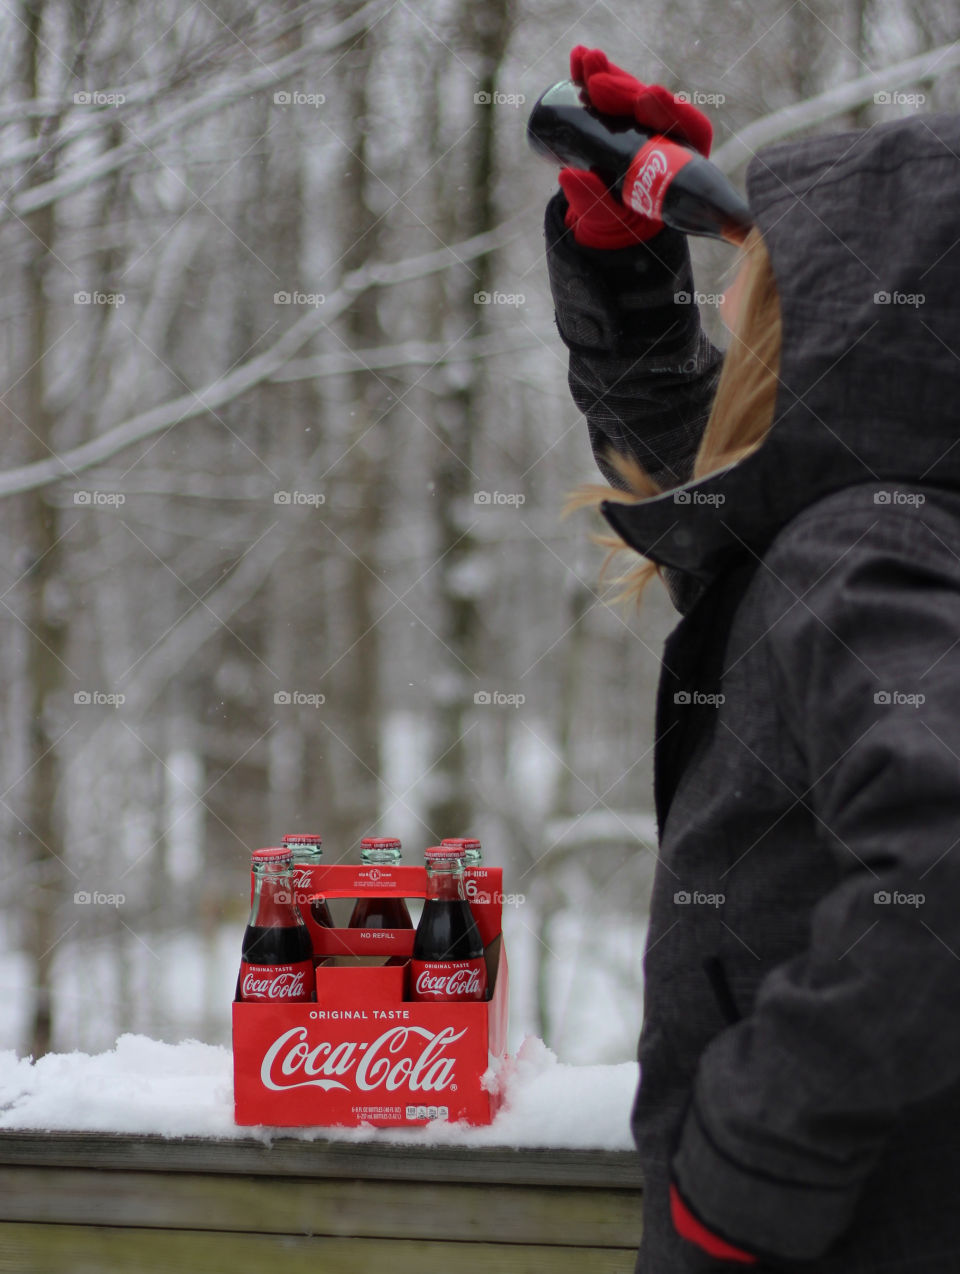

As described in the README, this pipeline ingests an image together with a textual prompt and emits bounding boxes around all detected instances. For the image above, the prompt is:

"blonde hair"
[568,226,782,604]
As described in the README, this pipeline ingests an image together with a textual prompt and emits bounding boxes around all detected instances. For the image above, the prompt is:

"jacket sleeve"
[670,500,960,1263]
[543,189,723,492]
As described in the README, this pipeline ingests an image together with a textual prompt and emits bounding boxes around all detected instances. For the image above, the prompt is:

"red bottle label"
[409,958,487,1002]
[239,960,314,1002]
[623,137,694,221]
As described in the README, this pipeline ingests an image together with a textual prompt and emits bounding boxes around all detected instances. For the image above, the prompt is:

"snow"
[0,1033,637,1149]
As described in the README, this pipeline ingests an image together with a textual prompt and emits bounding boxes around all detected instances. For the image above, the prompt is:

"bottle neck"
[425,862,467,902]
[361,847,401,866]
[288,844,323,866]
[249,866,302,927]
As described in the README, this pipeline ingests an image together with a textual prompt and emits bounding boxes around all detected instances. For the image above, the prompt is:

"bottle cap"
[251,847,292,863]
[281,833,323,845]
[441,838,480,851]
[424,846,464,862]
[361,837,401,850]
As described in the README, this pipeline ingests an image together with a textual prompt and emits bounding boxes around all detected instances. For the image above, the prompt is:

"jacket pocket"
[702,955,741,1026]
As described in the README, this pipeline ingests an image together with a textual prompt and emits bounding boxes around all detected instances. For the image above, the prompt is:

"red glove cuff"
[669,1182,758,1265]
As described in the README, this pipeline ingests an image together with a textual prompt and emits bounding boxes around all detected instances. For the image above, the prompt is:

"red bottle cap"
[281,833,323,844]
[361,836,401,850]
[251,847,292,862]
[424,846,463,861]
[441,838,481,850]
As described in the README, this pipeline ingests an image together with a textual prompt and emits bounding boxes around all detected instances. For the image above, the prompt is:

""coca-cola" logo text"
[260,1024,468,1093]
[629,148,669,219]
[415,966,484,997]
[241,963,311,1001]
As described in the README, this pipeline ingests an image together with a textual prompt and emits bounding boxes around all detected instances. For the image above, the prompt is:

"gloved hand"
[560,45,713,250]
[571,45,713,156]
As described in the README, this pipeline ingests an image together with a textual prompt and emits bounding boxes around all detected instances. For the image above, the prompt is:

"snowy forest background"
[0,0,956,1063]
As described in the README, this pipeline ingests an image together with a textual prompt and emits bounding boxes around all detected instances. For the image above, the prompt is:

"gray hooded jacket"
[545,113,960,1272]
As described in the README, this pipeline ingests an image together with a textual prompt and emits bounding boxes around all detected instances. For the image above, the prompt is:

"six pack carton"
[233,860,508,1126]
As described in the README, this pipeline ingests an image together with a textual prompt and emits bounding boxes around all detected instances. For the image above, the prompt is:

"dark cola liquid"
[310,898,334,928]
[348,896,413,929]
[413,899,483,961]
[242,923,312,965]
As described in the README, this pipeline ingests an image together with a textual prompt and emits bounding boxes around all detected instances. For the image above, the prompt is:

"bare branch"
[271,329,545,382]
[714,41,960,173]
[5,1,389,217]
[0,221,520,498]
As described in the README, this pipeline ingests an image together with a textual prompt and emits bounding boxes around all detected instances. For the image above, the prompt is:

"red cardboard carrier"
[233,863,509,1127]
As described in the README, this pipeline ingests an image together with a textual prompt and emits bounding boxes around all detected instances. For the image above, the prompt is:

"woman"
[544,46,960,1273]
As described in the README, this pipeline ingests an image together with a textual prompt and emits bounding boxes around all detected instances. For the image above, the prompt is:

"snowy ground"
[0,1032,637,1149]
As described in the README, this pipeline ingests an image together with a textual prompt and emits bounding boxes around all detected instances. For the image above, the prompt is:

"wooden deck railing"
[0,1131,643,1272]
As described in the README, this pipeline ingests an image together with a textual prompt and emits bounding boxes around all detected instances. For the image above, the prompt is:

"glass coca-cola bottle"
[282,833,334,930]
[441,837,482,867]
[527,80,753,243]
[238,847,315,1002]
[409,847,488,1002]
[348,837,413,929]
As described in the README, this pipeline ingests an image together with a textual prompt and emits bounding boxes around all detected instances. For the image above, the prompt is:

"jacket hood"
[601,111,960,592]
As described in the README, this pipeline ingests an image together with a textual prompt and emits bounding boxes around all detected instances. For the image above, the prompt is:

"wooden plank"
[0,1223,638,1274]
[0,1165,642,1248]
[0,1131,644,1189]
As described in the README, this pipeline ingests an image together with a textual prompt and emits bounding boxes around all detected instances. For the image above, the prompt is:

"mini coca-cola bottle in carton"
[410,846,487,1002]
[237,847,315,1003]
[440,836,499,947]
[348,837,413,930]
[282,833,334,948]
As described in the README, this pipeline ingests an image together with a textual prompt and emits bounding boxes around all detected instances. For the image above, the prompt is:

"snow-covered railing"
[0,1035,643,1270]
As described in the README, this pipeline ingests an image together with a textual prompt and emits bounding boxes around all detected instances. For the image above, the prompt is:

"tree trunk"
[18,0,66,1059]
[424,0,514,838]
